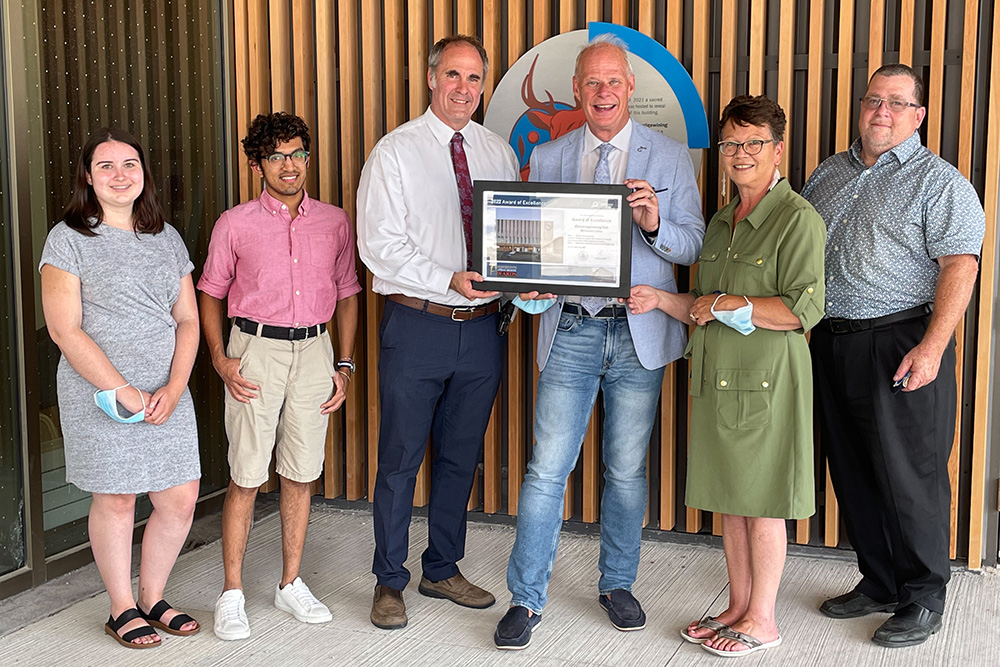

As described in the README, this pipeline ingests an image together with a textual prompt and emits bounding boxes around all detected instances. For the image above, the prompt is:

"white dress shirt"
[357,108,520,306]
[567,122,633,307]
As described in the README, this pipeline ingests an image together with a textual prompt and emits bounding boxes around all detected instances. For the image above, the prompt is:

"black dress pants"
[811,312,955,614]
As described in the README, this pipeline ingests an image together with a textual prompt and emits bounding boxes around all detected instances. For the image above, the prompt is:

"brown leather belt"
[387,294,500,321]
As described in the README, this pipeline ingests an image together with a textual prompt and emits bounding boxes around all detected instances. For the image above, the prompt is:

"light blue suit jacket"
[530,120,705,371]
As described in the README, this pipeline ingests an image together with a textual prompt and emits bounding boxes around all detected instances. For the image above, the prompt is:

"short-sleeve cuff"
[784,285,824,332]
[195,275,231,299]
[38,257,81,277]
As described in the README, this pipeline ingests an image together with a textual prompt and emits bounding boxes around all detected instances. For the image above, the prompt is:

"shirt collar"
[424,107,471,146]
[583,120,632,156]
[849,131,923,168]
[716,178,791,230]
[259,188,313,217]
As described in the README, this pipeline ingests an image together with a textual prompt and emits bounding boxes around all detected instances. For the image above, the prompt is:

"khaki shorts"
[224,326,335,487]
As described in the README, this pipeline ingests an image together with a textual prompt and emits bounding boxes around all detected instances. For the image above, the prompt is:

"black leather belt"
[387,294,500,321]
[822,304,931,334]
[562,302,629,319]
[234,316,322,340]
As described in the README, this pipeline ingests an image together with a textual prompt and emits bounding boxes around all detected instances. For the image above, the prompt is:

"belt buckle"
[290,326,309,340]
[451,306,475,321]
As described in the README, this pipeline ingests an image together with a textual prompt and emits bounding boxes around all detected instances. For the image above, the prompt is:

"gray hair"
[428,34,489,78]
[575,34,634,79]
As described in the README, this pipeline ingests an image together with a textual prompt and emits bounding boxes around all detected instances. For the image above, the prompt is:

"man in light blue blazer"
[494,35,704,650]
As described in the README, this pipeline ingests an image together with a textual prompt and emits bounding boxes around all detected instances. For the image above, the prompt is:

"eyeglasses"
[859,96,922,113]
[265,149,310,165]
[717,139,774,157]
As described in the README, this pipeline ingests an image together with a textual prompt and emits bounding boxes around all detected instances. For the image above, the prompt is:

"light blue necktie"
[581,143,615,316]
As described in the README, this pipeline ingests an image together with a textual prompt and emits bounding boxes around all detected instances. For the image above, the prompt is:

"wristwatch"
[336,358,356,374]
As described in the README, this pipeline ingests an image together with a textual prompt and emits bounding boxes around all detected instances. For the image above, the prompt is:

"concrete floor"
[1,504,998,666]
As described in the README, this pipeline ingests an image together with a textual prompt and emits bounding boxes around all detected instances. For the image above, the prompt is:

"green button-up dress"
[684,179,826,519]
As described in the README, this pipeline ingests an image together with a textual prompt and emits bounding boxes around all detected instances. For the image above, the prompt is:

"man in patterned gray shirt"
[802,63,984,648]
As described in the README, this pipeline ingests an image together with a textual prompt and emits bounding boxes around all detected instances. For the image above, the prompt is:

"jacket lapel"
[625,121,650,181]
[561,129,584,182]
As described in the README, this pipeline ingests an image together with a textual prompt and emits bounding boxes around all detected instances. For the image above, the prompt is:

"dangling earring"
[721,170,727,201]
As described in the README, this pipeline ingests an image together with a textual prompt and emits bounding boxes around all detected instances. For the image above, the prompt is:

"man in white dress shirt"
[356,34,519,631]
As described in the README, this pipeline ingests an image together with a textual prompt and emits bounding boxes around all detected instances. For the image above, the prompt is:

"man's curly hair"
[241,112,311,164]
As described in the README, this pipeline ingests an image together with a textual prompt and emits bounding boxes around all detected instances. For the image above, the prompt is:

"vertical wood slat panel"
[584,0,601,23]
[507,1,526,75]
[717,0,735,212]
[638,1,654,35]
[292,0,318,197]
[384,0,406,135]
[233,1,251,200]
[868,0,885,77]
[686,0,710,535]
[269,0,292,111]
[433,0,453,40]
[748,0,766,95]
[610,0,627,25]
[457,0,476,35]
[560,0,577,33]
[665,0,682,55]
[898,0,915,66]
[248,0,269,199]
[968,2,1000,571]
[408,2,429,117]
[482,0,501,105]
[533,0,551,45]
[336,0,366,501]
[804,0,824,178]
[776,0,794,178]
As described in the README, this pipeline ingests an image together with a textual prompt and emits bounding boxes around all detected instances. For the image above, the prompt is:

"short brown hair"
[868,63,924,106]
[719,95,787,143]
[428,35,489,77]
[63,128,165,236]
[241,112,311,165]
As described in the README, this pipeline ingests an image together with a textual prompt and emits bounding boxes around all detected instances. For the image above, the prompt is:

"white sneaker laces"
[289,581,322,610]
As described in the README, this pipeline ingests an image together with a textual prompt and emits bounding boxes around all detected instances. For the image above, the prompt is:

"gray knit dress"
[39,221,201,494]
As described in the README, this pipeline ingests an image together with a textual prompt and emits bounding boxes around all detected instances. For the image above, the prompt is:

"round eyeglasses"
[717,139,774,157]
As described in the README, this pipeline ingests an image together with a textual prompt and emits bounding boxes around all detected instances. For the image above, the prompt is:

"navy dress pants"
[811,312,955,614]
[372,299,503,589]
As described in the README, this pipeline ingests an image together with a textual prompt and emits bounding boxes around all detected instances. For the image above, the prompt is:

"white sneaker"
[214,589,251,640]
[274,577,333,623]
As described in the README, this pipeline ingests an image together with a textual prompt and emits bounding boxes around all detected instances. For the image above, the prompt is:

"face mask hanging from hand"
[512,295,558,315]
[711,294,756,336]
[93,383,146,423]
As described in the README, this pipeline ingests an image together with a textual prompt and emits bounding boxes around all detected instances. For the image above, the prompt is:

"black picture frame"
[471,180,633,298]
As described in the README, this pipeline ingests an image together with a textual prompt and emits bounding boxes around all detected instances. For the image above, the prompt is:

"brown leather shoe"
[370,585,407,629]
[418,572,496,609]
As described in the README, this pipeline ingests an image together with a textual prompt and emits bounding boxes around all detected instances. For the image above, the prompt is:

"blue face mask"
[512,295,558,315]
[94,384,146,423]
[711,294,756,336]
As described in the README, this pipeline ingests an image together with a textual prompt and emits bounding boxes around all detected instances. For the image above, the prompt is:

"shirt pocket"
[306,233,337,268]
[694,250,722,291]
[728,251,771,295]
[714,368,773,430]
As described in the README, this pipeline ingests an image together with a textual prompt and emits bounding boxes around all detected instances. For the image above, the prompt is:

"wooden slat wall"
[231,0,1000,567]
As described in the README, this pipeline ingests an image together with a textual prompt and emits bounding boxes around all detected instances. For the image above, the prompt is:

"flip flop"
[701,627,781,657]
[139,599,201,636]
[104,608,161,649]
[681,615,729,644]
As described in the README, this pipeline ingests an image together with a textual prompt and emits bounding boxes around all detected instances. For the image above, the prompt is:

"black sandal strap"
[144,600,171,621]
[121,625,159,643]
[108,607,144,632]
[144,599,196,630]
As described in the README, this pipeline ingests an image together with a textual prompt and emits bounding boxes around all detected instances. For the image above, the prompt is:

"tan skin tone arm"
[198,291,260,403]
[628,287,801,331]
[41,264,153,418]
[894,253,979,392]
[321,293,359,414]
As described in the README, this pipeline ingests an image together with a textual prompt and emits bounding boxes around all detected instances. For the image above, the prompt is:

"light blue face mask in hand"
[94,383,146,423]
[512,295,558,315]
[711,293,756,336]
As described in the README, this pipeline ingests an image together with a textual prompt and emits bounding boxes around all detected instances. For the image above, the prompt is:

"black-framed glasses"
[717,139,774,157]
[265,149,310,165]
[859,96,922,113]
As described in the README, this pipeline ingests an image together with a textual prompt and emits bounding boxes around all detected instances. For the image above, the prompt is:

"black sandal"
[139,599,201,636]
[104,607,161,649]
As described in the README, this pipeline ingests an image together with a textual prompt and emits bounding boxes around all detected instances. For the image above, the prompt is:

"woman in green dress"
[628,95,825,656]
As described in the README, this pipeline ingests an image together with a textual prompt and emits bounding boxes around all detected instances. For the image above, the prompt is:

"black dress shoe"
[494,606,541,650]
[820,589,896,619]
[599,589,646,631]
[872,603,942,648]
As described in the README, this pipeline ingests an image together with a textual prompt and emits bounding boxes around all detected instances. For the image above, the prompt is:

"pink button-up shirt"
[198,190,362,327]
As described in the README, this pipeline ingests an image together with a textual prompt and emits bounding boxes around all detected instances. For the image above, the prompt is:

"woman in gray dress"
[40,128,201,648]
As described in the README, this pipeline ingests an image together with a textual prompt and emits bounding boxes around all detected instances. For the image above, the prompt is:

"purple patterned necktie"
[450,132,475,271]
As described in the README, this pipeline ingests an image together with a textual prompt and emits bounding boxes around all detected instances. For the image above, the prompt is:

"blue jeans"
[507,312,665,613]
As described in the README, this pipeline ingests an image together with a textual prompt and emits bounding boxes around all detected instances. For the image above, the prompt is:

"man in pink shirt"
[198,112,361,640]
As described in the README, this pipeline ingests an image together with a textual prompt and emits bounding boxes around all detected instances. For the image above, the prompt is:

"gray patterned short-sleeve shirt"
[801,132,985,319]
